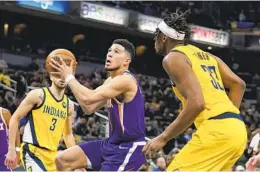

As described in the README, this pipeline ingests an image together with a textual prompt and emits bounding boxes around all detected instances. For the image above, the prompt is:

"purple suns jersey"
[0,108,8,156]
[107,71,145,144]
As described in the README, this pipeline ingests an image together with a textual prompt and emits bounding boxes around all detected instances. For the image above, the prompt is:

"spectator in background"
[154,156,167,171]
[73,117,88,136]
[0,54,8,69]
[183,127,193,142]
[4,91,16,113]
[0,56,11,87]
[13,71,27,98]
[248,129,260,156]
[87,116,101,138]
[27,57,39,72]
[0,69,11,87]
[239,10,246,21]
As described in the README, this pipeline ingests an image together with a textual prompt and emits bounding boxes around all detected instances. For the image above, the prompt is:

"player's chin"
[105,66,114,71]
[57,83,66,89]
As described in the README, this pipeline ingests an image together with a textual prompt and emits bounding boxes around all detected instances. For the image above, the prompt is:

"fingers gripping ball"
[45,49,77,73]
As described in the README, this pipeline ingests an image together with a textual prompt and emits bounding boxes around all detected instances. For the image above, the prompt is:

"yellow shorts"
[167,118,247,171]
[20,143,57,172]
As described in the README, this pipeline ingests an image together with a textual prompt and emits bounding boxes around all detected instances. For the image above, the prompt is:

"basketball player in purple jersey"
[0,107,20,171]
[50,39,146,171]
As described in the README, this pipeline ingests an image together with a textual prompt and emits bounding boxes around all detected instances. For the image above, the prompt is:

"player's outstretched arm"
[2,109,21,166]
[63,101,76,148]
[67,74,133,105]
[5,89,43,169]
[75,77,111,115]
[213,54,246,109]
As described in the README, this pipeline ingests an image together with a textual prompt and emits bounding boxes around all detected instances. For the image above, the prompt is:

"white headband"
[158,21,185,40]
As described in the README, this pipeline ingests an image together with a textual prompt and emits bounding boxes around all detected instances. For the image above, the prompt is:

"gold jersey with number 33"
[171,45,240,128]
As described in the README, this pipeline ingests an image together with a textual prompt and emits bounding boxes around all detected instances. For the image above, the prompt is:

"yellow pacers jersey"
[171,45,239,128]
[23,87,69,151]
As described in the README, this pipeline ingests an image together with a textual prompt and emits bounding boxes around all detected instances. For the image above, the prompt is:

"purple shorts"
[79,139,146,171]
[0,155,9,172]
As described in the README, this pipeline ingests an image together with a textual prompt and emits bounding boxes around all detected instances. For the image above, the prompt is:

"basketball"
[45,49,78,73]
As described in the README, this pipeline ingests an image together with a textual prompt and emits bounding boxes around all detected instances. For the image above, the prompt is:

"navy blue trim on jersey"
[27,112,39,146]
[209,112,243,122]
[47,87,64,102]
[23,143,47,171]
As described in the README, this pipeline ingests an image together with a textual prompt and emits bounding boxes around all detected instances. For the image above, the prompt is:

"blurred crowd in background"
[2,1,260,171]
[1,55,260,171]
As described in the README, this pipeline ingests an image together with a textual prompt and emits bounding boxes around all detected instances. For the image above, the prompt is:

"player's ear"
[125,57,131,64]
[162,35,167,43]
[49,74,54,82]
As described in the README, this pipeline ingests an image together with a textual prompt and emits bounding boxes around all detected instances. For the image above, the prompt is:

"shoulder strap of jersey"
[122,70,139,86]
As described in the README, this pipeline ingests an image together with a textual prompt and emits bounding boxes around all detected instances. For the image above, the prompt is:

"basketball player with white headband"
[143,10,247,171]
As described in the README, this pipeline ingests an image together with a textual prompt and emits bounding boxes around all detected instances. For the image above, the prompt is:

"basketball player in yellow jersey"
[143,10,247,171]
[5,74,76,171]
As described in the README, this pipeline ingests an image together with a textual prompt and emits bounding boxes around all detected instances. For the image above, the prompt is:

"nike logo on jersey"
[119,145,129,149]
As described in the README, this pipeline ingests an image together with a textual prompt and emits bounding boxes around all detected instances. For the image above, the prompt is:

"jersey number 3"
[201,65,225,91]
[50,118,57,131]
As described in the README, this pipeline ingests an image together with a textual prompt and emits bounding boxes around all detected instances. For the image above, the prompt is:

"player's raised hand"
[50,57,74,79]
[142,135,167,157]
[5,149,17,170]
[246,154,260,171]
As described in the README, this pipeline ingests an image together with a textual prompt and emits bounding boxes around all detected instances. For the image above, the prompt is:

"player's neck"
[166,42,184,54]
[49,85,65,100]
[109,68,128,78]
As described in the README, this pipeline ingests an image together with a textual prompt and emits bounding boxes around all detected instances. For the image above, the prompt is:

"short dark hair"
[113,39,135,60]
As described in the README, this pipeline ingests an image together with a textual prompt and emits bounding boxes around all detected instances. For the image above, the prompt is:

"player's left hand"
[50,57,74,79]
[142,135,167,157]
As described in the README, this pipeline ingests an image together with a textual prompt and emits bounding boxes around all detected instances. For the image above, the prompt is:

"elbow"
[232,77,246,91]
[239,79,246,90]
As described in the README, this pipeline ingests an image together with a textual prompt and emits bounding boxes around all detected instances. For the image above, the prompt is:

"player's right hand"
[4,149,17,169]
[246,154,260,171]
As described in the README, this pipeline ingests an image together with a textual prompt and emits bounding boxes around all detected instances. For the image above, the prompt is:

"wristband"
[65,74,75,85]
[16,147,20,152]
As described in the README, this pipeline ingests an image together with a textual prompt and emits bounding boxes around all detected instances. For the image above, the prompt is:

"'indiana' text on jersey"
[42,105,67,119]
[23,87,69,151]
[171,45,239,128]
